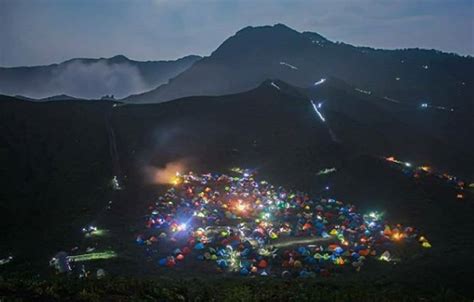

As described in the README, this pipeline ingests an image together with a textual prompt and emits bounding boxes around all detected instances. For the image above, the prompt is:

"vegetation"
[0,276,469,302]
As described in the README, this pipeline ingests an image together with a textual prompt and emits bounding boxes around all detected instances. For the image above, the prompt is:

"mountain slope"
[126,24,473,112]
[1,82,472,288]
[0,55,201,99]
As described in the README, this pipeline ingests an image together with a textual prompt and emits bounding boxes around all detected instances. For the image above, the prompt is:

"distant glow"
[355,88,371,95]
[383,96,401,104]
[171,177,181,186]
[419,102,454,112]
[419,166,431,172]
[379,251,391,262]
[111,176,122,190]
[391,232,404,241]
[170,172,182,186]
[236,202,248,213]
[85,229,108,238]
[310,100,326,122]
[314,78,326,86]
[317,102,323,109]
[0,256,13,265]
[225,246,241,272]
[364,211,384,227]
[231,167,244,174]
[385,156,413,168]
[368,211,382,220]
[317,167,336,175]
[279,61,298,70]
[270,81,281,90]
[68,251,117,262]
[272,237,330,248]
[422,241,432,248]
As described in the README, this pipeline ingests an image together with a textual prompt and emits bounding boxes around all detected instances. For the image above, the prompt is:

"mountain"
[126,24,473,112]
[0,55,201,100]
[311,78,473,175]
[1,82,472,292]
[13,94,86,102]
[39,94,85,101]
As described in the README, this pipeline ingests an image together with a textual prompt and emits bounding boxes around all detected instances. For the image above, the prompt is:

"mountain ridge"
[125,24,473,111]
[0,55,201,99]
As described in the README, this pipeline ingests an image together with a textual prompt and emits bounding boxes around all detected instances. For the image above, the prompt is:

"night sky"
[1,0,472,67]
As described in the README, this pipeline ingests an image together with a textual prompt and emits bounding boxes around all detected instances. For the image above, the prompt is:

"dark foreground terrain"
[1,276,470,301]
[0,81,473,300]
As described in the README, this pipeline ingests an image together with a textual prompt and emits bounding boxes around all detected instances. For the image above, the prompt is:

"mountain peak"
[211,24,307,59]
[258,79,307,99]
[108,55,130,63]
[301,31,328,42]
[235,23,298,35]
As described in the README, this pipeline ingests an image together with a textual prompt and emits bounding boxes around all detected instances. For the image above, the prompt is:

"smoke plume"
[145,160,188,185]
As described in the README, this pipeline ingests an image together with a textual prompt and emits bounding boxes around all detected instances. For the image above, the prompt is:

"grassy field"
[0,275,470,302]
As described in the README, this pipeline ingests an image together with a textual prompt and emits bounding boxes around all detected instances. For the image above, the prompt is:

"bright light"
[379,252,391,262]
[391,232,404,241]
[364,211,383,224]
[420,166,431,172]
[310,100,326,122]
[236,203,247,212]
[111,176,122,190]
[317,167,336,175]
[270,81,281,90]
[314,78,326,86]
[405,162,412,167]
[68,251,117,262]
[279,61,298,70]
[0,256,13,265]
[171,175,181,186]
[421,103,428,108]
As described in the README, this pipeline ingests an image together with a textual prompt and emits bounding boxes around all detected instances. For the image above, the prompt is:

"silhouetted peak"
[258,79,306,98]
[236,23,298,35]
[302,31,328,42]
[108,55,130,63]
[212,24,308,59]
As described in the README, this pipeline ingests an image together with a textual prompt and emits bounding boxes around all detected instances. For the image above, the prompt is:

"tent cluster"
[137,170,429,277]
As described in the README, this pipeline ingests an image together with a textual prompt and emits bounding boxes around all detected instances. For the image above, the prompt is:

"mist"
[0,60,154,99]
[49,60,153,99]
